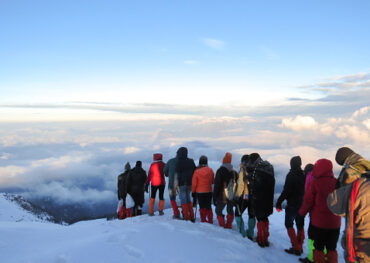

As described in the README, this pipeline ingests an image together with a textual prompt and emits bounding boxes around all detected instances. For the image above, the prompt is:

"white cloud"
[363,119,370,130]
[352,106,370,118]
[281,115,318,131]
[184,60,199,65]
[202,38,225,50]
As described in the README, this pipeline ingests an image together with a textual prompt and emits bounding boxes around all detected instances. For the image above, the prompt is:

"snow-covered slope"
[0,193,53,223]
[0,204,345,263]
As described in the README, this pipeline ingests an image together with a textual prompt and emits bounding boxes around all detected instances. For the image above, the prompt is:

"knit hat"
[335,147,355,165]
[124,162,131,171]
[199,155,208,166]
[136,161,142,167]
[223,152,232,164]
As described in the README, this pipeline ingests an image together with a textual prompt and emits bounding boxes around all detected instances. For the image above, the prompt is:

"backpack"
[224,170,238,201]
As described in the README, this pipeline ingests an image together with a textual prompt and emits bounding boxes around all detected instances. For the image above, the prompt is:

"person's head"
[290,156,302,170]
[199,155,208,166]
[124,162,131,171]
[135,161,142,168]
[222,152,232,164]
[335,147,355,165]
[153,153,163,161]
[248,153,260,166]
[241,154,249,165]
[176,147,188,159]
[303,163,314,175]
[312,158,333,178]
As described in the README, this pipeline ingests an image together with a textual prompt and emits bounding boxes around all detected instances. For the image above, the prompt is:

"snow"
[0,193,50,222]
[0,195,346,263]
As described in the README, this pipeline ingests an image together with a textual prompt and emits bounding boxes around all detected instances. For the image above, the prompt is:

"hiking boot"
[172,214,181,220]
[285,247,302,256]
[149,213,155,216]
[299,257,313,263]
[159,211,164,216]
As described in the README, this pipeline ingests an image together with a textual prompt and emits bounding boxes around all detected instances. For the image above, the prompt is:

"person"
[146,153,166,216]
[299,159,341,263]
[213,152,238,229]
[276,156,305,256]
[176,147,196,221]
[127,161,147,216]
[299,163,315,263]
[191,155,214,223]
[234,154,250,237]
[246,153,275,247]
[327,147,370,263]
[164,152,181,219]
[117,162,131,219]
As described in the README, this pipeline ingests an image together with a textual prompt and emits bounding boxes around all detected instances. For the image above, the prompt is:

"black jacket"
[117,170,130,200]
[248,158,275,219]
[127,166,147,196]
[213,165,237,203]
[276,157,305,209]
[176,147,196,187]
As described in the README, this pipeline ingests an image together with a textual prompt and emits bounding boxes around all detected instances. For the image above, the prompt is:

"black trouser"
[215,199,234,216]
[285,205,304,230]
[151,185,165,200]
[310,224,340,251]
[196,192,212,209]
[235,197,248,217]
[131,192,144,215]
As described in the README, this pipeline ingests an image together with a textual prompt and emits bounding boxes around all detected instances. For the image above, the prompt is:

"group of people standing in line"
[117,146,369,263]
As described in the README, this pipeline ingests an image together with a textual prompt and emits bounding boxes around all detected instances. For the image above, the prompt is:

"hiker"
[127,161,147,216]
[234,154,250,237]
[213,152,238,229]
[117,162,131,219]
[299,163,315,263]
[176,147,196,221]
[145,153,166,216]
[246,153,275,247]
[164,151,181,219]
[299,159,341,263]
[276,156,305,256]
[327,147,370,263]
[192,155,214,223]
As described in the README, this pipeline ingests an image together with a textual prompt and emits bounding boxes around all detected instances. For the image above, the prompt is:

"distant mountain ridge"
[0,193,55,223]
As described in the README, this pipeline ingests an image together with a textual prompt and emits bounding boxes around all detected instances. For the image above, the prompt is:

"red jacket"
[146,154,166,186]
[192,166,214,193]
[299,158,341,229]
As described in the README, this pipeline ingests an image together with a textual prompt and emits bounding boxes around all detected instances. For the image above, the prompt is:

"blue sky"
[0,1,370,204]
[1,0,370,106]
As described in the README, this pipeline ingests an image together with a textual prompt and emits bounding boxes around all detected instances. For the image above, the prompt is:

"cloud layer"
[0,72,369,207]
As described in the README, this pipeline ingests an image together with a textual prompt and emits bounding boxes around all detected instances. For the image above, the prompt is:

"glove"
[145,184,149,193]
[213,198,217,206]
[276,207,281,213]
[244,194,248,200]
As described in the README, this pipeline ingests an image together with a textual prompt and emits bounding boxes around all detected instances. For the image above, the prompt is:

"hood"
[312,159,333,178]
[153,153,163,161]
[247,153,261,169]
[177,147,188,160]
[290,156,302,171]
[135,161,142,168]
[124,162,131,171]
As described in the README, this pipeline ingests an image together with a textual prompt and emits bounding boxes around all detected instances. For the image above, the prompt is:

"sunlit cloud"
[201,38,225,50]
[280,115,318,131]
